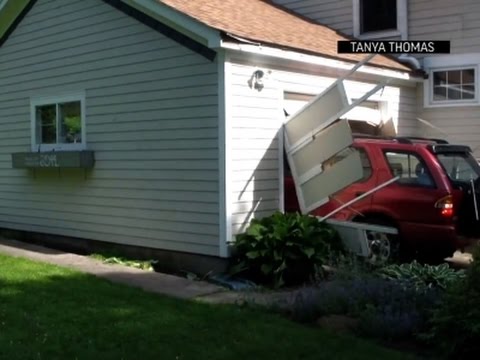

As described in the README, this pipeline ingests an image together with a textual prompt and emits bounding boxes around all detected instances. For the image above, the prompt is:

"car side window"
[358,148,372,181]
[385,151,435,188]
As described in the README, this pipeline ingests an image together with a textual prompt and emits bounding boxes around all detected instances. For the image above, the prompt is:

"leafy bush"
[421,245,480,358]
[378,260,465,291]
[230,212,344,288]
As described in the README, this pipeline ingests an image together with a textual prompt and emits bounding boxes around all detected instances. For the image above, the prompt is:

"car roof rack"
[395,136,449,144]
[352,133,449,145]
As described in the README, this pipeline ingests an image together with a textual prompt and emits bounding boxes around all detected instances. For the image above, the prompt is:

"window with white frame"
[431,68,477,104]
[353,0,407,39]
[424,54,480,107]
[31,93,86,152]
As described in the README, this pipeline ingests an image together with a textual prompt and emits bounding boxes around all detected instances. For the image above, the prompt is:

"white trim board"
[222,42,418,86]
[217,50,232,258]
[277,87,285,213]
[423,53,480,69]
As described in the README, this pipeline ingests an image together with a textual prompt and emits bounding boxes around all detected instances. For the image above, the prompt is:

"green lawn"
[0,254,415,360]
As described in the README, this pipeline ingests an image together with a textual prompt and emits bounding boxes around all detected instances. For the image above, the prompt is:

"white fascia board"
[126,0,222,48]
[221,41,420,83]
[423,53,480,69]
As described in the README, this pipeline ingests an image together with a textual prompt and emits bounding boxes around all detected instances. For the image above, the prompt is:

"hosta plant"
[378,260,465,291]
[230,212,344,288]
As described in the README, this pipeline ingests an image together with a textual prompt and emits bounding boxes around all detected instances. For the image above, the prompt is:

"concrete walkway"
[1,237,472,307]
[0,237,237,301]
[0,238,296,308]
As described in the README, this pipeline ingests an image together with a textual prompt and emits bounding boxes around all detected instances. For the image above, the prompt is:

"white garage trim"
[218,50,233,258]
[221,42,417,83]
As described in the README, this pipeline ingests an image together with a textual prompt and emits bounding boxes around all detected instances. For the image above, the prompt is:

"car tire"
[355,216,407,264]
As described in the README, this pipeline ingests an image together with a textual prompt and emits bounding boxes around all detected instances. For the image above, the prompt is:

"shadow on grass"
[0,256,417,360]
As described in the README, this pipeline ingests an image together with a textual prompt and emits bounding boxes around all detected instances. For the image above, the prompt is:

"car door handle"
[355,191,365,197]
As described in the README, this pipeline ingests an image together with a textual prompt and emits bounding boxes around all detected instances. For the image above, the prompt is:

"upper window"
[385,151,435,188]
[361,0,397,33]
[431,68,477,104]
[353,0,407,39]
[31,93,86,152]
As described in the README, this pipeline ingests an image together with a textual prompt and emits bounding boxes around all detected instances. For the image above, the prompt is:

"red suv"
[285,135,480,262]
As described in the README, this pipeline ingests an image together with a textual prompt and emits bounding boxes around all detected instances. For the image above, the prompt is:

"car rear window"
[436,152,480,182]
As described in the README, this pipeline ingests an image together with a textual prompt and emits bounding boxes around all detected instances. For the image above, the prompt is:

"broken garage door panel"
[285,80,391,155]
[284,81,349,149]
[291,119,352,176]
[283,53,391,214]
[299,149,363,213]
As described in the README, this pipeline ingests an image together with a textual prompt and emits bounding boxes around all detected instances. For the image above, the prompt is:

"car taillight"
[435,195,454,218]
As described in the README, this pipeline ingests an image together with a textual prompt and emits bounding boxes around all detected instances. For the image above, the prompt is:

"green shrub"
[378,260,465,291]
[421,245,480,358]
[230,212,344,288]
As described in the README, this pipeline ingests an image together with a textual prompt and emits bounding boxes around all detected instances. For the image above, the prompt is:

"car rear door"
[371,148,449,224]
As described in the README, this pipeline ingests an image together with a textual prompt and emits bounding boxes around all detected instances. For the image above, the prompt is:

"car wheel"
[366,230,397,264]
[356,217,404,265]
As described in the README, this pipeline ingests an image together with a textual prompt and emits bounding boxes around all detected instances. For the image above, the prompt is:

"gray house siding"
[417,84,480,158]
[0,0,220,256]
[409,0,480,54]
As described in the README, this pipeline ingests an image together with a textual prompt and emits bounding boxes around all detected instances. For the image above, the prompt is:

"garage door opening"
[283,92,388,136]
[281,91,390,211]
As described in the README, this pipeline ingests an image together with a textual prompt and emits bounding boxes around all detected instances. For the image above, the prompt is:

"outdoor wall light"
[249,69,265,91]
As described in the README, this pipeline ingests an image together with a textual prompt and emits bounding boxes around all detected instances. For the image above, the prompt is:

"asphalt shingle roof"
[158,0,411,72]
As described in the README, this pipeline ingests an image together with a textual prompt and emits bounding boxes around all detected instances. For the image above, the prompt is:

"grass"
[0,254,417,360]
